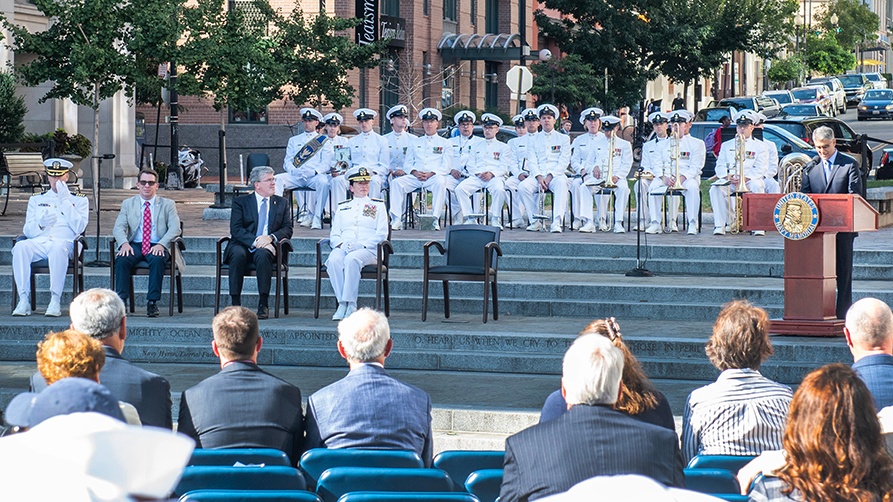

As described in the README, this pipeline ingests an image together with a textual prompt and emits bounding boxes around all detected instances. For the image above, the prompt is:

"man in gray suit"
[305,308,433,465]
[30,288,173,428]
[112,168,182,317]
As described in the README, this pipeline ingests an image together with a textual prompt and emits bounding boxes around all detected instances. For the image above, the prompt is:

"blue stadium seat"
[432,451,504,491]
[463,469,502,502]
[180,490,321,502]
[336,493,480,502]
[299,449,424,490]
[315,467,454,502]
[174,466,306,497]
[189,448,292,467]
[687,455,757,473]
[683,468,747,502]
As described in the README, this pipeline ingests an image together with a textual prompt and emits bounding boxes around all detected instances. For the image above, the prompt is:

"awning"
[438,33,530,61]
[859,58,884,66]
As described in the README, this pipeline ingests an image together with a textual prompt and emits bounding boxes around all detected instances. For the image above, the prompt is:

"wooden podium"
[742,193,878,336]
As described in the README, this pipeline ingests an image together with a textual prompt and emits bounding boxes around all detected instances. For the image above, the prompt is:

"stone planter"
[61,154,85,190]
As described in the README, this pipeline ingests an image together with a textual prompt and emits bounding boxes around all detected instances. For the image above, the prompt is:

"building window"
[443,0,456,22]
[442,66,455,109]
[380,54,400,133]
[229,106,268,124]
[485,0,497,33]
[470,0,476,26]
[423,0,429,16]
[383,0,398,16]
[484,61,498,110]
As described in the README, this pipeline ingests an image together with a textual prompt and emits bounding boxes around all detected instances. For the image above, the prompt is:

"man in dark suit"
[226,166,293,319]
[846,297,893,409]
[30,288,173,428]
[177,306,303,462]
[500,335,684,502]
[305,308,433,465]
[800,126,864,319]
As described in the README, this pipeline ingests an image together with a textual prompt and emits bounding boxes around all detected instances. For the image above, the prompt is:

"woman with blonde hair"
[539,317,674,430]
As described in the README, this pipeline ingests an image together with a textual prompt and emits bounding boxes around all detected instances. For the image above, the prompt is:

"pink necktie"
[142,201,151,256]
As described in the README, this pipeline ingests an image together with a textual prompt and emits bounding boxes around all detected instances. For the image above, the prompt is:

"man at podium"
[800,126,864,319]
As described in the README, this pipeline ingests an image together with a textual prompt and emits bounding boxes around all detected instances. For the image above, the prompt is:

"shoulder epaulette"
[371,198,384,203]
[338,200,351,205]
[33,191,45,197]
[76,192,87,197]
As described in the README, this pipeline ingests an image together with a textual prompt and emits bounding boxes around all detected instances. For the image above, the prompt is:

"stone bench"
[866,187,893,228]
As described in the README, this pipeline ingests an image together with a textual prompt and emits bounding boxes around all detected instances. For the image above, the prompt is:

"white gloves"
[55,180,71,202]
[38,209,57,228]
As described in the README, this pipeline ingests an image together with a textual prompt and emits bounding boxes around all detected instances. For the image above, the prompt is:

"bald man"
[845,297,893,409]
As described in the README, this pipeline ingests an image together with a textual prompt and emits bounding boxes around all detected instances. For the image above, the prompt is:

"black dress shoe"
[147,301,160,318]
[256,305,269,320]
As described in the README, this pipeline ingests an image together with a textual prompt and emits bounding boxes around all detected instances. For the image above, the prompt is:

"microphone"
[93,154,116,159]
[802,155,820,174]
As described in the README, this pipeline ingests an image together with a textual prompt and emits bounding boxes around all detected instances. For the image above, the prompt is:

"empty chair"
[463,469,502,502]
[337,493,481,502]
[188,448,291,467]
[432,451,504,492]
[300,449,424,490]
[315,467,453,502]
[683,468,747,502]
[686,455,756,473]
[173,466,306,497]
[180,491,322,502]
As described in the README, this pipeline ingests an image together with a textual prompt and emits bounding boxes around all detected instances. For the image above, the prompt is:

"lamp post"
[539,48,554,102]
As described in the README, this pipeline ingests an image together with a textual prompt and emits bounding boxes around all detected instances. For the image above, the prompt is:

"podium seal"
[774,192,819,240]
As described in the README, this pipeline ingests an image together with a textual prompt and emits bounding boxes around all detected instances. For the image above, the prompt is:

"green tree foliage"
[803,32,856,75]
[0,71,26,143]
[131,0,185,106]
[816,0,879,50]
[767,56,804,84]
[529,54,602,112]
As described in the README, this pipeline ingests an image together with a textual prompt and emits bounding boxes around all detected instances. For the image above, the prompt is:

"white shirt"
[283,130,319,173]
[507,134,538,177]
[640,135,669,175]
[593,135,633,179]
[467,137,513,177]
[22,188,90,242]
[330,196,389,250]
[384,130,415,173]
[348,131,390,176]
[532,130,571,177]
[451,134,484,175]
[134,196,157,244]
[715,136,769,179]
[570,132,605,175]
[405,134,453,176]
[660,133,706,180]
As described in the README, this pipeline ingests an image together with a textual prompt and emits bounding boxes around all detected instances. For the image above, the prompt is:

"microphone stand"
[626,164,653,277]
[86,154,116,267]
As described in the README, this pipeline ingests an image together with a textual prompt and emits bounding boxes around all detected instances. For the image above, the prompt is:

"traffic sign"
[506,65,533,94]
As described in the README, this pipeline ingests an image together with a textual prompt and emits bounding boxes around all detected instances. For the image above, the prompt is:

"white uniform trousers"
[325,247,377,304]
[13,237,74,300]
[331,173,387,205]
[504,176,527,225]
[648,178,701,227]
[569,176,584,223]
[632,177,653,228]
[274,173,331,218]
[519,174,569,225]
[763,177,780,194]
[389,174,447,221]
[710,178,767,229]
[456,176,506,223]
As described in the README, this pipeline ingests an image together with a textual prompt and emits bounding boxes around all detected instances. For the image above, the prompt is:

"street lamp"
[539,49,555,102]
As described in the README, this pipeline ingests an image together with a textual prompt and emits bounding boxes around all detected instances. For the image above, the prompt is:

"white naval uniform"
[647,134,706,229]
[331,131,390,201]
[13,188,90,301]
[519,130,572,226]
[506,133,538,224]
[570,132,604,221]
[579,135,632,227]
[761,137,781,193]
[709,136,769,229]
[325,196,389,305]
[384,130,414,176]
[456,137,514,224]
[389,134,454,221]
[635,135,670,226]
[276,131,333,219]
[450,134,485,220]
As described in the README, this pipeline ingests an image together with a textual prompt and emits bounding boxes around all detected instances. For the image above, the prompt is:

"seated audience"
[305,308,433,465]
[540,317,675,430]
[683,300,792,462]
[31,288,172,428]
[5,377,126,430]
[500,335,684,502]
[749,364,893,501]
[177,306,304,461]
[845,297,893,409]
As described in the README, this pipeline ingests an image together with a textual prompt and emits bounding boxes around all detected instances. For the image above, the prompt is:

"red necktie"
[142,201,151,256]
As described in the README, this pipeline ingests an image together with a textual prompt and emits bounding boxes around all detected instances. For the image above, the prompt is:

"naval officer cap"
[667,110,693,123]
[481,113,503,127]
[579,107,604,125]
[323,112,343,125]
[733,109,756,125]
[511,114,524,127]
[44,158,74,177]
[419,108,442,121]
[537,104,559,118]
[522,108,540,121]
[600,115,622,129]
[648,111,668,124]
[353,108,377,121]
[454,110,476,124]
[347,166,372,183]
[386,104,409,120]
[300,108,323,121]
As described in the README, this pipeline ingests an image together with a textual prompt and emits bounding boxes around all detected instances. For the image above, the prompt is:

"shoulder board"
[76,192,87,197]
[338,200,351,205]
[371,198,384,203]
[33,191,46,196]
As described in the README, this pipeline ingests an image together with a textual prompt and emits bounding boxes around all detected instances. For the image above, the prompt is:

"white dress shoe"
[299,215,312,227]
[687,226,698,235]
[332,304,347,321]
[669,222,679,232]
[526,221,543,232]
[311,217,323,230]
[550,221,563,233]
[579,221,596,233]
[45,298,62,317]
[598,220,609,232]
[391,222,403,231]
[614,224,626,234]
[645,224,662,234]
[433,220,441,231]
[12,298,31,316]
[713,227,726,235]
[343,305,357,318]
[752,230,766,236]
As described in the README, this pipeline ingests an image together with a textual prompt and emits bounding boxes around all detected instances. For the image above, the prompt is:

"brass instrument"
[668,124,685,192]
[532,180,549,226]
[779,152,813,193]
[332,144,351,175]
[729,134,749,234]
[603,133,617,189]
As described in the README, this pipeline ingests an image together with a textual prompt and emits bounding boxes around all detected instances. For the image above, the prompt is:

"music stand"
[626,165,653,277]
[86,154,116,267]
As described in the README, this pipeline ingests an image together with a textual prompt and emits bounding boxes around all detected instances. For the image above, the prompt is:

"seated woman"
[540,317,675,430]
[749,364,893,501]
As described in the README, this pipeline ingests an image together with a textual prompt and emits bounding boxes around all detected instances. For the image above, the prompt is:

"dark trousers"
[115,242,169,303]
[836,232,856,319]
[226,244,274,306]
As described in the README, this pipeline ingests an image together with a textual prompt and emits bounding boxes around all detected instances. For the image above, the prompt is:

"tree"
[803,32,856,75]
[815,0,879,51]
[0,71,26,143]
[767,55,805,85]
[529,54,602,113]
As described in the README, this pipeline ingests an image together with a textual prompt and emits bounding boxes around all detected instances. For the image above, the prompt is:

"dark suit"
[177,361,304,463]
[853,354,893,410]
[304,364,433,466]
[800,151,863,318]
[31,346,172,428]
[225,193,292,306]
[500,404,685,502]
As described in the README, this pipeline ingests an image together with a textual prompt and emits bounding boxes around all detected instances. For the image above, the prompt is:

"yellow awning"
[859,58,884,66]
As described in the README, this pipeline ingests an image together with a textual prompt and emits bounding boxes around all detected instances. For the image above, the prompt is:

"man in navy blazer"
[177,306,304,462]
[304,308,433,466]
[846,297,893,409]
[30,288,173,428]
[800,126,864,319]
[500,335,684,502]
[226,166,293,319]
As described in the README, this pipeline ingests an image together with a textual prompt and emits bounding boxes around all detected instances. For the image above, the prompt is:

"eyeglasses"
[138,180,158,186]
[259,177,276,183]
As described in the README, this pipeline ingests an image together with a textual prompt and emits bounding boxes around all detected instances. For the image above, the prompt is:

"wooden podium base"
[770,318,845,337]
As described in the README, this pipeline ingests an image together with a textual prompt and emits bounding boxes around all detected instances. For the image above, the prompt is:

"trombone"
[603,134,618,189]
[728,133,749,234]
[667,124,685,192]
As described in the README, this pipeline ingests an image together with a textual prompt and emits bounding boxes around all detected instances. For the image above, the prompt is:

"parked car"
[693,106,736,122]
[857,89,893,120]
[807,76,846,114]
[863,72,888,89]
[790,86,834,116]
[713,96,782,118]
[437,125,518,143]
[779,103,824,118]
[762,90,798,106]
[837,73,872,106]
[877,148,893,179]
[766,116,871,170]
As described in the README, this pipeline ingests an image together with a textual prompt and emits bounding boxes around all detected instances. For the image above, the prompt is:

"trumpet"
[603,134,617,189]
[668,125,684,192]
[728,134,749,234]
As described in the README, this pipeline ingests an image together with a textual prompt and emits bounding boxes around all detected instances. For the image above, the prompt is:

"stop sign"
[506,65,533,94]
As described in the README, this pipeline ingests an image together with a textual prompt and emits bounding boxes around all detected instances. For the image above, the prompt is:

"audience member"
[682,300,792,462]
[500,335,684,502]
[749,364,893,501]
[5,377,126,430]
[845,297,893,410]
[30,288,172,428]
[305,308,434,465]
[177,306,304,461]
[540,317,674,430]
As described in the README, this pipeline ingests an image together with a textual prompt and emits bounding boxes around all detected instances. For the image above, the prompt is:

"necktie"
[141,201,151,256]
[256,198,268,238]
[824,161,832,184]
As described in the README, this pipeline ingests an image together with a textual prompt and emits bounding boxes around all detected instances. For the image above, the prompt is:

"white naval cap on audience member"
[538,474,724,502]
[300,108,323,122]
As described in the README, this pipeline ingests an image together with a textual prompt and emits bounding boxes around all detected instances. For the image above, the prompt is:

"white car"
[864,72,889,89]
[807,77,846,115]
